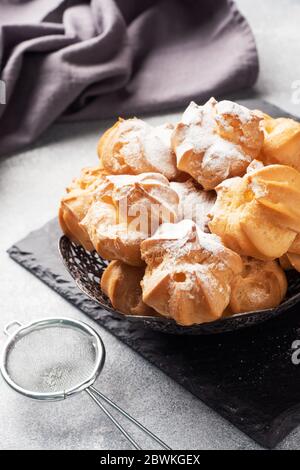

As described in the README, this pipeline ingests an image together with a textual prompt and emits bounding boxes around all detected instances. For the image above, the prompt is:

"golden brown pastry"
[98,118,179,180]
[280,234,300,272]
[59,189,95,251]
[246,158,265,173]
[101,260,155,316]
[170,179,216,232]
[171,98,264,190]
[261,114,300,171]
[66,165,107,192]
[209,164,300,260]
[81,173,179,266]
[229,257,287,314]
[140,220,242,326]
[59,166,107,251]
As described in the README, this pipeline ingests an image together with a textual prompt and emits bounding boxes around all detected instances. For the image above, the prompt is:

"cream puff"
[229,257,287,314]
[261,114,300,171]
[98,118,179,180]
[101,260,155,316]
[59,166,107,250]
[140,220,242,326]
[209,164,300,260]
[171,98,264,190]
[81,173,179,266]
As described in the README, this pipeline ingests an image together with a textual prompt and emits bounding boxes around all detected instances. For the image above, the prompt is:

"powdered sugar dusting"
[216,100,253,124]
[170,180,216,231]
[174,99,256,188]
[143,124,177,178]
[141,219,242,323]
[149,219,232,259]
[118,119,177,179]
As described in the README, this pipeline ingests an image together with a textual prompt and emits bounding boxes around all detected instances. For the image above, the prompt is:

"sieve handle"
[89,386,171,450]
[3,321,23,336]
[86,388,141,450]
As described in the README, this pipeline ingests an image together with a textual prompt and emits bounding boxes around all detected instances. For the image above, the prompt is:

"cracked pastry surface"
[98,118,179,180]
[209,164,300,260]
[229,257,287,314]
[80,172,179,266]
[171,98,264,190]
[140,219,242,325]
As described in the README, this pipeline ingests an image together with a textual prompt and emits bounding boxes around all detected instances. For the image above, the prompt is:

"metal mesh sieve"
[1,318,104,400]
[0,317,170,449]
[6,325,97,394]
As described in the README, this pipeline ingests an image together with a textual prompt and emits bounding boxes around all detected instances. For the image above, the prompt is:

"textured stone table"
[1,0,300,450]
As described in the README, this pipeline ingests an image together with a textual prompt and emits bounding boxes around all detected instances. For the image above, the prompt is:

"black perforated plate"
[58,235,300,335]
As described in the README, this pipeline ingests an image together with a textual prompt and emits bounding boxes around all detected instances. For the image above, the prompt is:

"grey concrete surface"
[0,0,300,450]
[237,0,300,116]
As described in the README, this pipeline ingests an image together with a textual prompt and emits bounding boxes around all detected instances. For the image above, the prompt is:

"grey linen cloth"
[0,0,258,157]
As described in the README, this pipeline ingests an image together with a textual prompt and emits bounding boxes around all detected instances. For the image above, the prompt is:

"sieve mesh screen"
[5,325,98,394]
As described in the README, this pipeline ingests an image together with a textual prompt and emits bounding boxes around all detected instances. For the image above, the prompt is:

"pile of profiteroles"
[59,98,300,326]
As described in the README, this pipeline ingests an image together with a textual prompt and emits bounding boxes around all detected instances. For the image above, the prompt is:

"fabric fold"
[0,0,258,157]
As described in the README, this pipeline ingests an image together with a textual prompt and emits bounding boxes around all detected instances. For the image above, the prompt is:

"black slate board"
[8,100,300,449]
